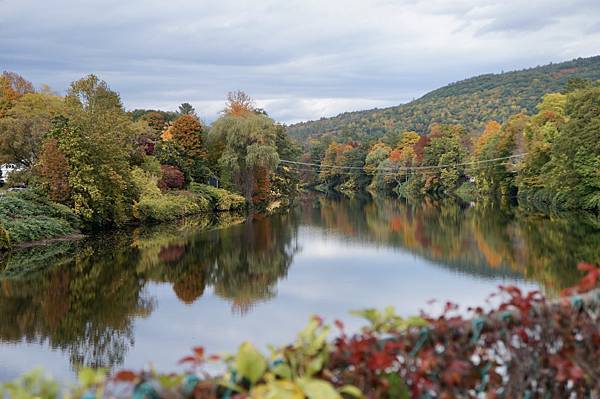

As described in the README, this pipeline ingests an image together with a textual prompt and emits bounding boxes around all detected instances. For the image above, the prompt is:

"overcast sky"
[1,0,600,124]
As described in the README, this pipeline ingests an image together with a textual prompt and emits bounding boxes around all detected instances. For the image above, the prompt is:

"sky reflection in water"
[1,195,596,382]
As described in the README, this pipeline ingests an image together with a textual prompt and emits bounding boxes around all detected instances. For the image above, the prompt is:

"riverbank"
[0,185,247,250]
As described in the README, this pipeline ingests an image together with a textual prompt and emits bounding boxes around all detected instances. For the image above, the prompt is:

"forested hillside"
[288,55,600,140]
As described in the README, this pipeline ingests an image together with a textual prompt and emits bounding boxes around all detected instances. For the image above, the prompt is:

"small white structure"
[0,164,20,182]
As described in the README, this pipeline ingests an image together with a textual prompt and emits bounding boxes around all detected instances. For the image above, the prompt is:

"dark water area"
[1,194,598,381]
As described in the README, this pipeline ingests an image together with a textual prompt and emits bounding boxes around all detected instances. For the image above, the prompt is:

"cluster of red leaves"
[328,263,600,398]
[107,263,599,399]
[158,165,185,190]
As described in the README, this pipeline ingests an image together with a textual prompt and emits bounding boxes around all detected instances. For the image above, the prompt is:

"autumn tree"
[420,124,470,194]
[364,143,391,176]
[0,92,66,167]
[224,90,254,116]
[0,71,35,117]
[141,111,166,136]
[36,138,71,203]
[170,115,205,158]
[473,117,527,197]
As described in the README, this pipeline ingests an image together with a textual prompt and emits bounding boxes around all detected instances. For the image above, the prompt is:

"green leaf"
[297,378,341,399]
[251,381,304,399]
[306,356,325,377]
[339,385,363,398]
[384,373,409,399]
[271,363,292,380]
[235,342,268,385]
[157,374,184,389]
[77,368,106,388]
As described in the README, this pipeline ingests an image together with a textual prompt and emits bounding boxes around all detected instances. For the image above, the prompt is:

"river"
[1,194,598,381]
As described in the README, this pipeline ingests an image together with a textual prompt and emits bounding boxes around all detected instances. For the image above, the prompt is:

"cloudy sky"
[1,0,599,124]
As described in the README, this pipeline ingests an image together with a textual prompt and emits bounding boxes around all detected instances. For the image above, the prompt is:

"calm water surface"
[1,195,598,381]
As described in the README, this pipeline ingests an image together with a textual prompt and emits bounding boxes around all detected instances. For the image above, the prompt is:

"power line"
[279,153,527,172]
[279,161,520,177]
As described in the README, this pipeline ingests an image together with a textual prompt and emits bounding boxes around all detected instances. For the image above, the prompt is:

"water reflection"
[0,196,597,373]
[301,194,599,292]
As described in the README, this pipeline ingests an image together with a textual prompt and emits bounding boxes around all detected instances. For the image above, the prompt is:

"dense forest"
[288,56,600,141]
[299,81,600,214]
[0,72,300,249]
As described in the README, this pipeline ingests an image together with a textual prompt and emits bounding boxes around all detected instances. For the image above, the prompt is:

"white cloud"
[1,0,599,123]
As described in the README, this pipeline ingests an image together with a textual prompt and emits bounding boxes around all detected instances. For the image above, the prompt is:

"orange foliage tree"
[36,138,71,203]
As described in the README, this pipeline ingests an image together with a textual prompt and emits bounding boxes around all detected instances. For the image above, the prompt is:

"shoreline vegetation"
[0,72,301,251]
[2,66,598,251]
[298,82,599,217]
[1,264,598,398]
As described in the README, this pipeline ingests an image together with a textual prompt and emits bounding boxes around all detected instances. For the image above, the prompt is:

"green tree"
[420,124,469,194]
[543,87,600,211]
[53,75,137,225]
[178,102,196,116]
[516,93,567,202]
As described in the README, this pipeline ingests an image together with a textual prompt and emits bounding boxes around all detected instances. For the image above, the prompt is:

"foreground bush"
[2,264,597,398]
[189,183,246,211]
[0,190,81,246]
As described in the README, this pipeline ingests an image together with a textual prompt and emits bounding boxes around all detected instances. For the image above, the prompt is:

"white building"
[0,164,20,182]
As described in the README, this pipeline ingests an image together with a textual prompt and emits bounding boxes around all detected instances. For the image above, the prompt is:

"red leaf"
[577,262,596,272]
[178,356,198,364]
[570,365,584,380]
[193,346,205,358]
[113,370,138,382]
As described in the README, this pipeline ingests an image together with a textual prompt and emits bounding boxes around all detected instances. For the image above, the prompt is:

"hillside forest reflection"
[0,195,597,373]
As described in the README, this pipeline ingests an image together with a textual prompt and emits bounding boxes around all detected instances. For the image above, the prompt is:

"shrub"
[0,191,81,244]
[134,192,202,223]
[132,168,211,222]
[140,156,162,176]
[158,165,185,190]
[131,167,161,198]
[189,183,246,211]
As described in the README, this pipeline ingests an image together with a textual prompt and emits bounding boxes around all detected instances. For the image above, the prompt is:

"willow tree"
[209,103,279,205]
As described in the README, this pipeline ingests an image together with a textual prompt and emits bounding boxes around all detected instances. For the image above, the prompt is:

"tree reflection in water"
[1,196,597,371]
[302,194,599,293]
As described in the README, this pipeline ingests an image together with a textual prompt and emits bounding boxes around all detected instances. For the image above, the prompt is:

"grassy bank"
[0,190,81,250]
[0,184,246,250]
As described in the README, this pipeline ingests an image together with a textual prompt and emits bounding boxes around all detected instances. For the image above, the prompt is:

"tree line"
[0,72,300,228]
[303,82,600,214]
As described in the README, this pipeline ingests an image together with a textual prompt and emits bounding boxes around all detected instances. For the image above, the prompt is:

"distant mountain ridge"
[287,55,600,141]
